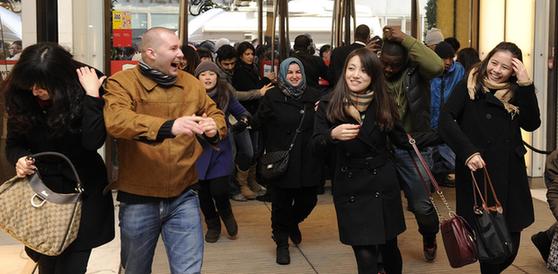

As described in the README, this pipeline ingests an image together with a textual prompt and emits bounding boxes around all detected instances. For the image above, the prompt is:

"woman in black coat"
[312,48,412,274]
[439,42,540,274]
[4,43,115,274]
[252,57,322,265]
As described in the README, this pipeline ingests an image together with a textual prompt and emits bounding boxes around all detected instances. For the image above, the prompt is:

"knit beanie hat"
[194,61,220,78]
[434,41,456,59]
[425,28,444,46]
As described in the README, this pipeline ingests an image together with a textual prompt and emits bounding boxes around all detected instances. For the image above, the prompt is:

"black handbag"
[471,168,513,264]
[259,108,306,180]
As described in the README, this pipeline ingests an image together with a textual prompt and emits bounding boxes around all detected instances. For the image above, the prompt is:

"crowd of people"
[2,24,550,274]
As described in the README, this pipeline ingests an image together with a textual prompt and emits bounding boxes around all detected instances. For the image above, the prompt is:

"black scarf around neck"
[139,61,177,87]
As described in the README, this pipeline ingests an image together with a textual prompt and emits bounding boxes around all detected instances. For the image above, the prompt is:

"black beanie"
[434,42,455,59]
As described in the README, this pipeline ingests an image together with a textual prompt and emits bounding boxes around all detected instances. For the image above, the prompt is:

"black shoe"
[221,214,238,237]
[531,231,551,262]
[276,245,290,265]
[423,236,437,262]
[290,224,302,245]
[256,191,272,202]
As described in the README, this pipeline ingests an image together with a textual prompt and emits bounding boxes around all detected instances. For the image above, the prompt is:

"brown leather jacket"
[104,67,226,198]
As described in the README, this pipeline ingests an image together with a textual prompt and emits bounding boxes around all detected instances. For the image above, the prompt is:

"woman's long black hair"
[4,42,85,137]
[327,47,398,130]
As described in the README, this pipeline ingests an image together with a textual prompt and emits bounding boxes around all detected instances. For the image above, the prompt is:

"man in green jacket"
[380,25,444,262]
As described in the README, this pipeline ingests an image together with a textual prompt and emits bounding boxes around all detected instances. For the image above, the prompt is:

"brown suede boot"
[205,217,221,243]
[248,164,266,196]
[236,166,256,199]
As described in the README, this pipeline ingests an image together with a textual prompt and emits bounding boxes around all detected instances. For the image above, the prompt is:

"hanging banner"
[112,11,132,47]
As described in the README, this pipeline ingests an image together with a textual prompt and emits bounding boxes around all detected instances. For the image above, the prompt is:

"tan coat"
[104,67,226,198]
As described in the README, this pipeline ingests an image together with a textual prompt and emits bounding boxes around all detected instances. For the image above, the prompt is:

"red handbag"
[407,135,478,268]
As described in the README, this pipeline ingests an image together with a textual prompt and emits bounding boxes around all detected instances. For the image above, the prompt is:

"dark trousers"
[199,176,233,220]
[271,186,318,239]
[352,237,402,274]
[479,231,521,274]
[26,247,91,274]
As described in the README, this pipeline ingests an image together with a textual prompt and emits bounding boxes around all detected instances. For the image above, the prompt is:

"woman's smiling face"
[486,50,514,84]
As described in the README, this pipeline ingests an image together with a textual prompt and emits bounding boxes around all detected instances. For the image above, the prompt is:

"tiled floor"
[0,178,556,274]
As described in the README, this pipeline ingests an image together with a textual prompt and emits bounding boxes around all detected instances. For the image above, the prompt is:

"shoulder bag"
[408,135,478,268]
[259,108,306,180]
[0,152,83,256]
[471,168,513,263]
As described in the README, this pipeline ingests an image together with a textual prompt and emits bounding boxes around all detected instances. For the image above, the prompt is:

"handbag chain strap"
[407,134,456,220]
[31,151,83,193]
[286,107,307,152]
[471,168,503,210]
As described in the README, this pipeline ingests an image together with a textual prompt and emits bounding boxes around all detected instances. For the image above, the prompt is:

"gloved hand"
[232,115,250,133]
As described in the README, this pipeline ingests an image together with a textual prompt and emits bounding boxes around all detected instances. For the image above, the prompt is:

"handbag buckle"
[30,194,46,208]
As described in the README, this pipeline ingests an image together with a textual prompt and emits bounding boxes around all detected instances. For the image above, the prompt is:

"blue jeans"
[233,128,255,170]
[393,148,439,237]
[119,189,203,274]
[432,144,455,174]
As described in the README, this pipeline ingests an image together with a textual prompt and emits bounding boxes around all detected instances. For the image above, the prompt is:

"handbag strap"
[406,134,455,219]
[31,152,83,193]
[286,107,307,152]
[470,168,502,210]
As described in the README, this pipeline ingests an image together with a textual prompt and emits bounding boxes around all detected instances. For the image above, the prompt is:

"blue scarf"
[278,57,306,98]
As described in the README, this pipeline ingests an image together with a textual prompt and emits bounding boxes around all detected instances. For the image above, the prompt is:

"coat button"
[486,113,492,119]
[347,172,353,178]
[375,192,380,198]
[372,169,377,175]
[340,166,348,172]
[349,195,356,203]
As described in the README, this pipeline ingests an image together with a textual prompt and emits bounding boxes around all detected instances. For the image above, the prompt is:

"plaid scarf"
[344,90,374,124]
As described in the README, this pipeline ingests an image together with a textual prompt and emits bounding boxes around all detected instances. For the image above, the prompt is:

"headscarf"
[278,57,306,98]
[467,67,518,117]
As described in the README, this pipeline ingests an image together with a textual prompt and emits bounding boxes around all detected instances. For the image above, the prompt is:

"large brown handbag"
[407,135,477,268]
[0,152,82,256]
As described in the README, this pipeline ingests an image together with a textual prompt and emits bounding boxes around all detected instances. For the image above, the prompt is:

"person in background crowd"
[104,27,226,274]
[457,47,481,74]
[180,44,200,75]
[197,47,214,63]
[253,57,322,265]
[215,37,231,51]
[194,61,251,243]
[366,35,383,55]
[329,24,370,86]
[444,37,461,53]
[312,48,428,274]
[4,42,114,274]
[233,41,276,201]
[319,44,332,67]
[439,41,540,274]
[424,28,444,50]
[7,40,22,60]
[532,149,558,263]
[318,44,333,90]
[430,41,465,187]
[215,44,272,201]
[380,25,444,262]
[291,34,330,89]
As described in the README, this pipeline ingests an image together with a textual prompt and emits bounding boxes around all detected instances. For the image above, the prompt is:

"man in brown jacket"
[532,149,558,263]
[104,27,226,274]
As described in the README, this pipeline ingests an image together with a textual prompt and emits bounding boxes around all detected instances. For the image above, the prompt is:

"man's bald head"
[140,27,176,55]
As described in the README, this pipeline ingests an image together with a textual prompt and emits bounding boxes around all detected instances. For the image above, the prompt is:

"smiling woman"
[439,41,539,274]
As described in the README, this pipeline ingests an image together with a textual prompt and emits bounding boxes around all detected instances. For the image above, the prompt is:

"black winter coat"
[5,95,115,251]
[232,61,271,115]
[439,81,540,232]
[252,86,322,189]
[311,97,410,245]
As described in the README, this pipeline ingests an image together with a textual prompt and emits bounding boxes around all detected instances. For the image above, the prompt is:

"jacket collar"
[133,66,186,92]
